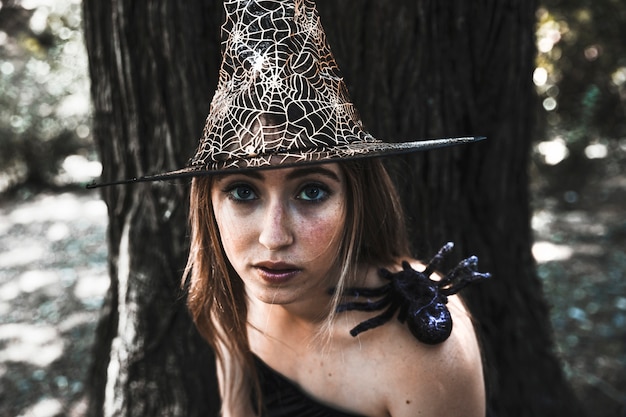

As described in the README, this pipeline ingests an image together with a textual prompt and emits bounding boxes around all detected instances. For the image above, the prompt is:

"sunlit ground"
[0,191,108,417]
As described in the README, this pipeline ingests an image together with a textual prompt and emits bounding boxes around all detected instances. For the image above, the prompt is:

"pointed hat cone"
[89,0,483,187]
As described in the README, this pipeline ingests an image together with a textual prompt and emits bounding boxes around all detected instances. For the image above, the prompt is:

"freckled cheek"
[297,207,345,262]
[213,206,255,262]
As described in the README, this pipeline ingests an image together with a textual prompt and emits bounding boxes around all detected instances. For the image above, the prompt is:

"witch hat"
[88,0,483,188]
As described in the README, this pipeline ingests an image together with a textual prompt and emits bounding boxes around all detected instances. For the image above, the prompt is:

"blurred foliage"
[0,0,94,194]
[532,0,626,203]
[535,0,625,139]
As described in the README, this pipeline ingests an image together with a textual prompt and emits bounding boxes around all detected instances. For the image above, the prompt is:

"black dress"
[253,355,367,417]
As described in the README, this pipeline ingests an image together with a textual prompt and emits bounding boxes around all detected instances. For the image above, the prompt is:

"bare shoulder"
[376,298,485,416]
[353,260,486,417]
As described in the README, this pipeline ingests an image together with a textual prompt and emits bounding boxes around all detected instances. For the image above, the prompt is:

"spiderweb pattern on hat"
[188,0,380,172]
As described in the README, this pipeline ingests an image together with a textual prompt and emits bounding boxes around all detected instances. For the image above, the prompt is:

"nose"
[258,199,294,251]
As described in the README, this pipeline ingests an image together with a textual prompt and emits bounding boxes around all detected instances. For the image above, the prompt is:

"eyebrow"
[217,166,341,183]
[284,166,341,182]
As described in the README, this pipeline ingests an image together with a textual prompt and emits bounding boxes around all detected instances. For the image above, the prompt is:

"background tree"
[82,1,222,416]
[82,0,584,416]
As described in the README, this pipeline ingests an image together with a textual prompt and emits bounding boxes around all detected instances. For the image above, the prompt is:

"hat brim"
[86,136,485,188]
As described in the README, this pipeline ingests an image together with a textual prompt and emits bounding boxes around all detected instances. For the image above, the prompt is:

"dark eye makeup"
[296,183,331,202]
[223,183,258,202]
[216,168,338,205]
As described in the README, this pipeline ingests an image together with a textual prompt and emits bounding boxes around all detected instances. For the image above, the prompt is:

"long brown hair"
[184,158,410,415]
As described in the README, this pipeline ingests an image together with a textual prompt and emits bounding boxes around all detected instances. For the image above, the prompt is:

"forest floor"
[0,147,625,417]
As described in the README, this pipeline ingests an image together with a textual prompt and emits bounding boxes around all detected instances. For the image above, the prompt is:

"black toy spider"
[333,242,491,345]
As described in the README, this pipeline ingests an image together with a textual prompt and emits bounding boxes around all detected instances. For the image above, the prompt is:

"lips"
[253,262,301,284]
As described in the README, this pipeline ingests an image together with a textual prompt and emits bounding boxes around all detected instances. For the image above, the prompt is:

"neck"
[245,263,378,355]
[248,289,330,329]
[245,285,336,359]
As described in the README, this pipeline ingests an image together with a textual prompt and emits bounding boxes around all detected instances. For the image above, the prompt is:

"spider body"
[334,242,490,345]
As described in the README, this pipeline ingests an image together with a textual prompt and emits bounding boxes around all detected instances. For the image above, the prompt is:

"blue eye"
[297,184,329,202]
[227,185,257,202]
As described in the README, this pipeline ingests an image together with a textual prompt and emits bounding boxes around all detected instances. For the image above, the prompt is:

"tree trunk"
[82,1,222,415]
[83,0,584,416]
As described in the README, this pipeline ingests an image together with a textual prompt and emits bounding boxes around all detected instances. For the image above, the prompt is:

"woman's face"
[210,164,347,309]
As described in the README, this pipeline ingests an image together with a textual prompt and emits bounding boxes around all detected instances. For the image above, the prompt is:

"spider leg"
[379,267,403,282]
[441,256,491,295]
[349,304,399,337]
[334,284,391,298]
[447,256,478,279]
[336,296,392,313]
[396,299,410,323]
[442,273,491,296]
[436,256,476,288]
[400,261,413,272]
[421,242,455,277]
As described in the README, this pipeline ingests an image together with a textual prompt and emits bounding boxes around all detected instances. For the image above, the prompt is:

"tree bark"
[83,0,584,416]
[82,1,222,415]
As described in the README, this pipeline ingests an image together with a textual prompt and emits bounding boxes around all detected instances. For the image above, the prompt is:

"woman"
[91,0,489,415]
[186,159,486,416]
